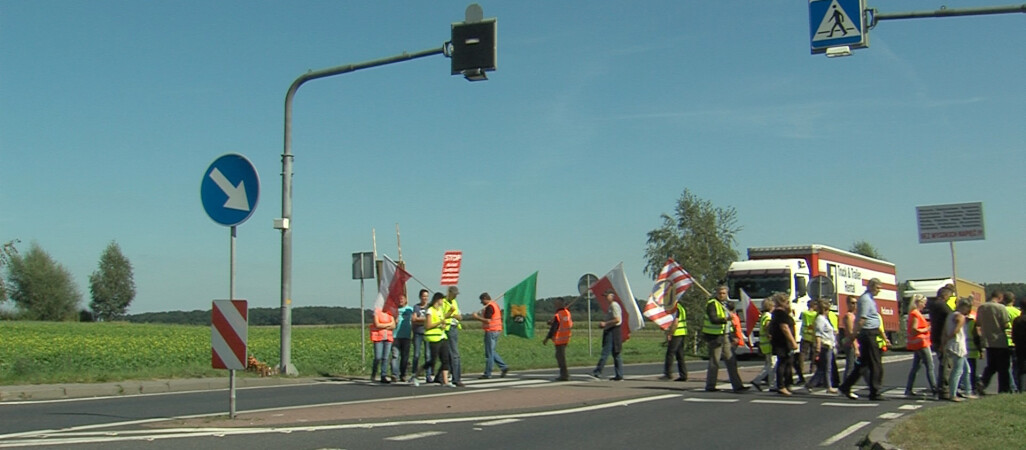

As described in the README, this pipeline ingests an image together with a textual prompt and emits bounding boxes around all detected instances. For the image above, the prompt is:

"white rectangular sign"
[916,202,985,244]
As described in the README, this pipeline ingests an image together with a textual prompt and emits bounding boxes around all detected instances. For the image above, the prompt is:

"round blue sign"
[201,153,260,227]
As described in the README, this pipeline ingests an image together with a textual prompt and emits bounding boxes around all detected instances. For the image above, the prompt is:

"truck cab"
[725,258,811,355]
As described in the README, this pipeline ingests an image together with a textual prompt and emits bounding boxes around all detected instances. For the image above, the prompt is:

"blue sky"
[2,1,1023,314]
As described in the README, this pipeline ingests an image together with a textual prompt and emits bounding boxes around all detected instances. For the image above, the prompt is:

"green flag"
[503,271,537,338]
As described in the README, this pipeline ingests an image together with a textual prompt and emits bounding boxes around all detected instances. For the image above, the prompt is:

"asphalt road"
[0,353,947,449]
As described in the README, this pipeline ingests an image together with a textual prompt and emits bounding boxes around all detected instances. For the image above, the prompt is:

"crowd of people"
[369,287,513,387]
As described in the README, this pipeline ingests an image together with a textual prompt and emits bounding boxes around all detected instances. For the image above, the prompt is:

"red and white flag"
[739,288,761,339]
[375,255,411,314]
[643,259,694,330]
[589,262,645,342]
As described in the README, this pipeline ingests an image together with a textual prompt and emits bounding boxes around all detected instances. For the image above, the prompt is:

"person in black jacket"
[928,285,954,399]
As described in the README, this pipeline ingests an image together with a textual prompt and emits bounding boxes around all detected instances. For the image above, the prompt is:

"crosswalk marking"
[385,431,446,441]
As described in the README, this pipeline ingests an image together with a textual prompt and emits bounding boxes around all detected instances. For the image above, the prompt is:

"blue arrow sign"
[201,153,260,227]
[809,0,867,53]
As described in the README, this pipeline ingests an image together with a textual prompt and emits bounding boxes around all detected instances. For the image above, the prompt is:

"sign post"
[352,252,374,364]
[201,153,259,418]
[577,274,598,356]
[916,202,985,297]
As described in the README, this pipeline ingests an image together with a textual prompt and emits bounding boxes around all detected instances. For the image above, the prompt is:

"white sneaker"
[411,377,420,387]
[443,383,456,388]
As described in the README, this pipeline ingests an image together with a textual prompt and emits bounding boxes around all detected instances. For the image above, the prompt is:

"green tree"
[88,241,136,321]
[849,240,885,260]
[6,243,82,321]
[1,239,20,303]
[644,189,742,352]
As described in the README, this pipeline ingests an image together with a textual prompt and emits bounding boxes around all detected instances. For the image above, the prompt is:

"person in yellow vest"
[702,285,747,393]
[413,292,451,387]
[370,308,396,384]
[750,298,776,391]
[904,294,937,397]
[543,298,573,381]
[797,299,817,385]
[1002,292,1020,393]
[661,295,689,381]
[443,286,464,387]
[966,308,982,395]
[472,292,509,379]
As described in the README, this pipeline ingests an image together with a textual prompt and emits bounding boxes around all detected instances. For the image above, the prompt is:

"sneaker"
[500,368,509,378]
[826,388,838,394]
[380,378,391,384]
[443,383,456,388]
[675,376,688,382]
[733,386,751,393]
[611,376,624,381]
[751,382,764,392]
[590,371,601,379]
[411,378,420,387]
[841,388,858,400]
[425,376,434,384]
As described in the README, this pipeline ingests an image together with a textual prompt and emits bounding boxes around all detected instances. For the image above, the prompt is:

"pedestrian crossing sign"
[809,0,867,54]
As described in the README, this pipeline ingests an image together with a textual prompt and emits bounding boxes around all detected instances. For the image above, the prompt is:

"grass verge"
[889,394,1026,449]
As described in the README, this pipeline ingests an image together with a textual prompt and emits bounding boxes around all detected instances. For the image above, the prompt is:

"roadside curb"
[858,412,910,450]
[0,376,324,402]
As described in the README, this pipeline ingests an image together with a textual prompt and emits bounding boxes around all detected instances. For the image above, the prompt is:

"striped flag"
[374,255,412,314]
[643,259,693,329]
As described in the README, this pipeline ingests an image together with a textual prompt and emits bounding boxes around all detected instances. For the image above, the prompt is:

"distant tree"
[88,241,136,321]
[644,189,741,352]
[6,243,81,321]
[1,239,20,303]
[849,240,885,260]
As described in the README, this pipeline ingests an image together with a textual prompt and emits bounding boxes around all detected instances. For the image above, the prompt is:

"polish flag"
[739,288,761,339]
[374,255,411,314]
[590,263,644,342]
[643,259,694,330]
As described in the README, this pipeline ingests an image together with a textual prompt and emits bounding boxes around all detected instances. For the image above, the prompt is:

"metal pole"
[869,4,1026,27]
[950,241,960,298]
[229,225,237,419]
[360,278,366,364]
[279,47,445,376]
[587,294,593,357]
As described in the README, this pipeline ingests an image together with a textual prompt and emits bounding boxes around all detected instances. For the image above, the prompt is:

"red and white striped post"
[212,299,248,418]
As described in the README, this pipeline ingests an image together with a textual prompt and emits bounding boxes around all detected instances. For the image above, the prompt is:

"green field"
[0,321,677,385]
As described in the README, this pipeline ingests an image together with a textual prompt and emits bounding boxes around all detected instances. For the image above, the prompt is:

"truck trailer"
[726,244,899,354]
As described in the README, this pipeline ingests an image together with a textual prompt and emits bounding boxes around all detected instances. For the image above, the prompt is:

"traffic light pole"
[867,4,1025,28]
[278,47,445,376]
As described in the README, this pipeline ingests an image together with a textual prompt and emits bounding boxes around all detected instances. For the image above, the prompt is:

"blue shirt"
[412,304,428,334]
[857,290,882,330]
[394,305,414,339]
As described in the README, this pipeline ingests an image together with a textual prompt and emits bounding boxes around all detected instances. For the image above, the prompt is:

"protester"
[415,292,451,387]
[662,295,689,381]
[592,290,624,381]
[443,286,464,387]
[805,300,837,393]
[840,295,859,381]
[944,298,974,401]
[543,298,573,381]
[797,298,817,385]
[392,294,413,382]
[702,286,747,392]
[370,307,396,384]
[1011,299,1026,392]
[977,290,1011,394]
[471,292,509,379]
[769,293,798,396]
[929,285,956,399]
[750,298,776,391]
[838,278,890,401]
[904,294,937,397]
[1003,292,1021,393]
[410,289,433,384]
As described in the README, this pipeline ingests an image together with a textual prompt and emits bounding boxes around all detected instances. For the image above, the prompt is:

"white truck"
[726,244,899,355]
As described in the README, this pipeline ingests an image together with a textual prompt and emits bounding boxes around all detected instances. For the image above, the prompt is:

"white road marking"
[750,399,807,405]
[684,398,739,403]
[384,431,446,441]
[475,418,521,426]
[820,420,871,446]
[878,412,904,420]
[899,404,922,410]
[821,402,878,407]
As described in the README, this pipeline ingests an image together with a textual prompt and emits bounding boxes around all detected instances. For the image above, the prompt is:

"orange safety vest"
[906,309,931,351]
[730,312,745,346]
[553,308,573,345]
[483,301,503,332]
[370,310,394,342]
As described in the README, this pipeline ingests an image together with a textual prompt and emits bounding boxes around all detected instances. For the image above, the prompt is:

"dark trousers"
[664,335,687,378]
[981,347,1012,393]
[774,348,793,390]
[393,337,411,379]
[840,329,883,397]
[555,344,569,380]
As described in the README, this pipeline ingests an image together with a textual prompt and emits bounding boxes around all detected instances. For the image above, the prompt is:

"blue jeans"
[905,347,937,394]
[412,333,432,379]
[483,331,508,377]
[447,327,462,383]
[372,340,393,379]
[807,347,835,389]
[593,330,623,378]
[947,352,969,398]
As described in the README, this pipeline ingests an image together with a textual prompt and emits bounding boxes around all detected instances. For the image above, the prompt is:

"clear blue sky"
[2,1,1023,314]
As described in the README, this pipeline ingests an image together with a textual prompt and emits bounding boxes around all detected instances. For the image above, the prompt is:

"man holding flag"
[646,259,694,382]
[703,285,748,393]
[663,294,689,381]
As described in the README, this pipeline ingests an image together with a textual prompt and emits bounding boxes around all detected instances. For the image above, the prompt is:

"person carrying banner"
[443,286,464,387]
[591,290,624,381]
[661,295,689,381]
[544,298,573,381]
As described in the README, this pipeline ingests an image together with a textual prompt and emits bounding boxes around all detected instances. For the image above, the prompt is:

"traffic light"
[450,18,496,81]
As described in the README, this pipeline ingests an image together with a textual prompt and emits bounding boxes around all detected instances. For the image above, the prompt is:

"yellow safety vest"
[758,312,773,354]
[1007,306,1021,346]
[443,298,462,331]
[701,299,726,335]
[673,303,688,337]
[801,310,817,342]
[424,306,447,343]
